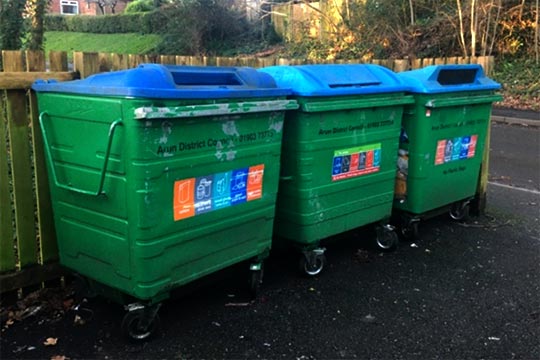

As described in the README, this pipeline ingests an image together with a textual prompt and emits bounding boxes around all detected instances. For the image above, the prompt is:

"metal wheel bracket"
[300,247,327,276]
[249,263,262,271]
[302,247,326,264]
[124,302,161,331]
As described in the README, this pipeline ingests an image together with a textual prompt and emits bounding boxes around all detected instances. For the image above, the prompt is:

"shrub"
[44,11,161,34]
[155,0,250,55]
[125,0,154,13]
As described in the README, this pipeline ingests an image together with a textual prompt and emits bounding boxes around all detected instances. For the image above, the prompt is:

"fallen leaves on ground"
[51,355,69,360]
[44,337,58,346]
[1,287,75,329]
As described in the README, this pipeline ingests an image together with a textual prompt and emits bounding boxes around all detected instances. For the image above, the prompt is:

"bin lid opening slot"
[328,81,381,88]
[436,68,478,85]
[171,72,243,87]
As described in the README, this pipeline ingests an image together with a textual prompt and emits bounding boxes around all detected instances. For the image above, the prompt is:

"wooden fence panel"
[26,51,46,72]
[74,52,99,79]
[411,58,422,69]
[159,55,176,65]
[110,53,128,71]
[2,51,40,272]
[5,89,37,268]
[49,51,68,72]
[0,95,16,272]
[434,57,446,66]
[2,51,24,72]
[29,93,57,264]
[175,56,192,65]
[1,50,75,294]
[98,53,113,73]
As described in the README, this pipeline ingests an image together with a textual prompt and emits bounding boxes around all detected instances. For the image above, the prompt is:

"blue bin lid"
[398,64,501,94]
[32,64,291,99]
[259,64,409,97]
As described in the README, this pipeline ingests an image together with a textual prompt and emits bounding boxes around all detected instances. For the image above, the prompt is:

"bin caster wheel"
[122,304,161,342]
[300,249,326,277]
[72,273,97,300]
[400,220,419,241]
[449,201,470,221]
[249,264,264,299]
[375,225,398,252]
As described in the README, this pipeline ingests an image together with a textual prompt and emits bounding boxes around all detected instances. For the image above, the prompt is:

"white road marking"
[488,181,540,195]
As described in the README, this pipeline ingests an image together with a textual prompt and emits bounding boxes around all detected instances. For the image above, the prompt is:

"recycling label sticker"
[173,164,264,221]
[332,143,381,181]
[434,135,478,165]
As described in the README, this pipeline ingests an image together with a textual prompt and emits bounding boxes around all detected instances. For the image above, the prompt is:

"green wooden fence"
[0,50,75,294]
[0,50,495,294]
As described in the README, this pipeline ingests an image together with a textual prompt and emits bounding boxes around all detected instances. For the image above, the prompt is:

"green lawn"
[45,31,162,55]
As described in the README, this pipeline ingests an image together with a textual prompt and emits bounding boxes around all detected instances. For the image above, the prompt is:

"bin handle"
[425,94,503,108]
[301,95,414,113]
[39,111,123,197]
[134,99,299,119]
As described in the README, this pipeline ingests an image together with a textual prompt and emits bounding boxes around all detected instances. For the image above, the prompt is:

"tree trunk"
[27,0,47,51]
[481,0,492,57]
[470,0,477,57]
[409,0,415,25]
[487,0,502,57]
[534,0,540,65]
[456,0,468,57]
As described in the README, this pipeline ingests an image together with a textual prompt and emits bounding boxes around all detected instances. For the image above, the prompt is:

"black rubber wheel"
[400,221,419,241]
[72,273,97,300]
[375,229,398,252]
[121,309,161,343]
[299,253,326,277]
[450,201,470,221]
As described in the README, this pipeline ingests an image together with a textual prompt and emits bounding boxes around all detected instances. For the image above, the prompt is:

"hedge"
[44,11,167,34]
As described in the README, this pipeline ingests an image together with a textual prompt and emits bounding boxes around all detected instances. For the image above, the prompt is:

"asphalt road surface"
[489,121,540,192]
[1,121,539,360]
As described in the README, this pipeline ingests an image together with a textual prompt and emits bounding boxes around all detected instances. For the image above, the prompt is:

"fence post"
[111,53,128,70]
[474,125,492,215]
[49,51,68,72]
[26,51,46,72]
[98,53,112,72]
[4,74,38,269]
[0,95,16,273]
[29,92,58,264]
[74,52,100,78]
[393,59,409,72]
[411,58,422,69]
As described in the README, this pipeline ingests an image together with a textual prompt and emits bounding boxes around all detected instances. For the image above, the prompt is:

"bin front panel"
[275,94,404,244]
[37,93,287,300]
[394,91,496,214]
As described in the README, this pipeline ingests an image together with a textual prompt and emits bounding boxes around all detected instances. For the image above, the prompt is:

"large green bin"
[261,64,413,275]
[33,64,297,340]
[394,64,502,238]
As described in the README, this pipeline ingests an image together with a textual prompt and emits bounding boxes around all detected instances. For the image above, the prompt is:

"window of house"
[61,0,79,15]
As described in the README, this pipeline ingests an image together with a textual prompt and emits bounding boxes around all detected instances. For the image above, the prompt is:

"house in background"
[49,0,130,16]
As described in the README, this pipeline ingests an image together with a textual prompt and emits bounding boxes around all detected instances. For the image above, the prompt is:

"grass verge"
[44,31,162,57]
[492,58,540,111]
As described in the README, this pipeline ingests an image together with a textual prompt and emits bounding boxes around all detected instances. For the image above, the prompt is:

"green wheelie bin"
[394,64,502,239]
[32,64,297,341]
[260,64,413,275]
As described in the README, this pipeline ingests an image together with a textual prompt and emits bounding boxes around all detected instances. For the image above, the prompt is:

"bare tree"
[456,0,468,56]
[26,0,48,50]
[534,0,540,65]
[85,0,126,14]
[409,0,415,25]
